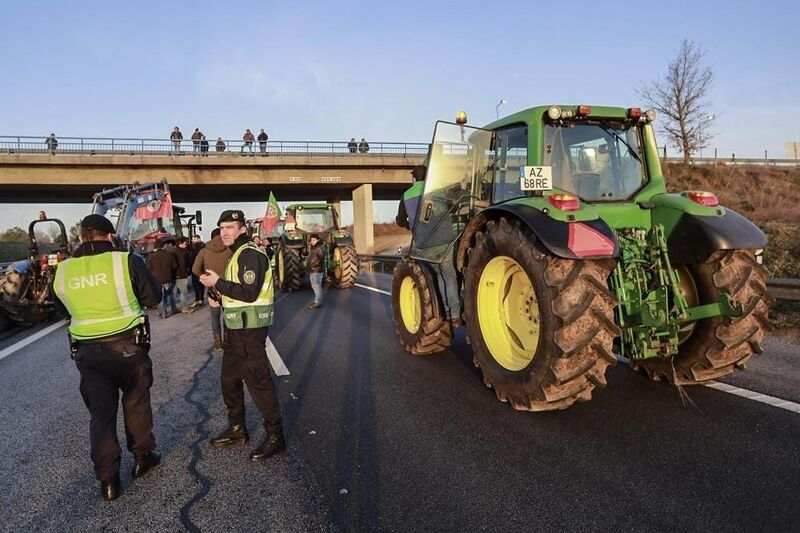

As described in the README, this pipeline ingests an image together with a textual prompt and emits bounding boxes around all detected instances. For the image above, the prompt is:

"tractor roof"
[483,105,631,131]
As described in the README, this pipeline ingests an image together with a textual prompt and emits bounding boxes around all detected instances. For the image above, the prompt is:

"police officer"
[199,210,285,461]
[52,214,163,501]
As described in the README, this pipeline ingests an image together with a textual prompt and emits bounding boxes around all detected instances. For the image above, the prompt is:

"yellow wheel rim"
[333,247,342,280]
[399,276,422,334]
[278,250,285,283]
[676,265,699,344]
[477,256,540,371]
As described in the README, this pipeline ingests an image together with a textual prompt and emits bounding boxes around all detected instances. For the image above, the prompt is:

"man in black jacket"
[307,234,325,309]
[53,214,163,501]
[257,128,268,156]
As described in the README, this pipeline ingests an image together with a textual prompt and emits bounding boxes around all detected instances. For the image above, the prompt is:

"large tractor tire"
[463,217,619,411]
[277,247,301,292]
[391,259,453,355]
[638,250,772,384]
[332,245,359,289]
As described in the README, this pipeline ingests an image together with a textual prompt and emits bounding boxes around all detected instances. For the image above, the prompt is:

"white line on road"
[0,320,68,362]
[354,283,391,296]
[266,336,290,376]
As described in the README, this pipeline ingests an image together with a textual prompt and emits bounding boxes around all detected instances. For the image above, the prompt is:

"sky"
[1,0,798,236]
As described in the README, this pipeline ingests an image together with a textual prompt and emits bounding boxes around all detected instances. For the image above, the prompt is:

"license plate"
[519,166,553,191]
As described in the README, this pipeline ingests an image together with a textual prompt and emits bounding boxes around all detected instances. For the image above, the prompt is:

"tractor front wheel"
[638,250,772,383]
[391,259,453,355]
[278,247,301,292]
[332,245,359,289]
[463,217,619,411]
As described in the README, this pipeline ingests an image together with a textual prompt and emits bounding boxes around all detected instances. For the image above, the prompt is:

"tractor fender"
[333,235,354,247]
[667,209,767,264]
[456,204,619,271]
[279,234,306,249]
[403,257,446,320]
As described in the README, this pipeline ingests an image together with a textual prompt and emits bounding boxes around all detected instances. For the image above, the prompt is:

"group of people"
[52,210,285,501]
[169,127,270,155]
[347,137,370,153]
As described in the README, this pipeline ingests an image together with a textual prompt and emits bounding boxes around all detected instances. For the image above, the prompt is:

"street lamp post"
[496,99,507,120]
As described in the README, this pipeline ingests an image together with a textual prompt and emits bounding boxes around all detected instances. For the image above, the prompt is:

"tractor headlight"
[645,109,657,122]
[754,248,764,265]
[547,106,562,120]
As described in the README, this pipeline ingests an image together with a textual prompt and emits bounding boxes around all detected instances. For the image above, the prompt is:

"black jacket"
[215,234,267,303]
[175,248,190,279]
[53,241,162,316]
[307,241,326,273]
[146,248,178,284]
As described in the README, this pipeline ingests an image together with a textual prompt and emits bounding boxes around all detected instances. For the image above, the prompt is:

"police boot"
[132,451,161,478]
[249,433,286,462]
[213,334,223,353]
[100,474,121,501]
[210,424,248,447]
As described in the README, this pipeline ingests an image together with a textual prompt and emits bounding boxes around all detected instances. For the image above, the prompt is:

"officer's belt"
[75,327,137,345]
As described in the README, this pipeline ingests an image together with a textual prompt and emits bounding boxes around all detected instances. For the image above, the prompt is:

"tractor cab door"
[410,121,495,263]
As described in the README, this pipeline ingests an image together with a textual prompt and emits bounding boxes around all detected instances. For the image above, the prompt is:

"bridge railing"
[0,136,430,157]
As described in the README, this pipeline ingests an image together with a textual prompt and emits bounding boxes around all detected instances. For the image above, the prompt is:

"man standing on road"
[307,233,325,309]
[200,210,285,462]
[174,238,193,313]
[53,214,162,501]
[188,234,205,307]
[147,238,178,318]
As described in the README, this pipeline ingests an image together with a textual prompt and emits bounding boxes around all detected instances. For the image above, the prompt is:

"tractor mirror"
[195,210,203,225]
[578,147,598,172]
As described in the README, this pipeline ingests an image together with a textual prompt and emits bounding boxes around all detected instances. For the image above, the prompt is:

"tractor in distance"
[275,203,359,291]
[391,105,771,412]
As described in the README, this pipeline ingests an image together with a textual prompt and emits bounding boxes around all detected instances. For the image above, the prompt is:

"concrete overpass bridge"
[0,136,428,251]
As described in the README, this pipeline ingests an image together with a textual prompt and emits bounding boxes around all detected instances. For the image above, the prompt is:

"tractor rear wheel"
[463,217,619,411]
[391,259,453,355]
[638,250,772,384]
[278,247,301,292]
[333,245,359,289]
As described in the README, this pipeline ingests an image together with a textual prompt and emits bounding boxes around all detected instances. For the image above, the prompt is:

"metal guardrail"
[662,156,800,167]
[357,255,800,302]
[0,135,429,157]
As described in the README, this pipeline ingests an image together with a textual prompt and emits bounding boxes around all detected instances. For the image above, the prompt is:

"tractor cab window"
[295,208,335,233]
[128,212,179,241]
[492,125,528,203]
[411,121,495,263]
[544,122,645,201]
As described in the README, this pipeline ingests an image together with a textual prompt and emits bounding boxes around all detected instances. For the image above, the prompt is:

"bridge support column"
[352,184,373,254]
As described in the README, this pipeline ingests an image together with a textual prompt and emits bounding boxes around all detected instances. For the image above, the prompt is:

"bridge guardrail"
[0,136,429,158]
[357,255,800,302]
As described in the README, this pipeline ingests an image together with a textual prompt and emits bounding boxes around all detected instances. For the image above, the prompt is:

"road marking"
[266,336,290,376]
[702,381,800,414]
[355,283,391,296]
[616,355,800,415]
[0,320,68,362]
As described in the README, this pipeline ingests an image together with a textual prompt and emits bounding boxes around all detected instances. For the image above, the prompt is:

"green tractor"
[391,105,772,411]
[276,203,359,291]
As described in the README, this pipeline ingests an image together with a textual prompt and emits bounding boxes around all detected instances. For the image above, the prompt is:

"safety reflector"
[567,223,615,257]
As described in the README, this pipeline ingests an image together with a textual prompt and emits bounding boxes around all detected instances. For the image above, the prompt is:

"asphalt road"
[0,272,799,532]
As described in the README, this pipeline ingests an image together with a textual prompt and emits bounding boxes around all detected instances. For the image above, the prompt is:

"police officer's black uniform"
[53,215,163,501]
[207,210,285,461]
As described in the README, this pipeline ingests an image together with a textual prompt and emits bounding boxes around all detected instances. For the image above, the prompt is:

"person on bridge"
[52,214,163,501]
[347,137,357,153]
[170,127,183,154]
[200,210,285,461]
[191,128,203,154]
[242,129,255,154]
[216,137,226,152]
[396,165,426,230]
[258,128,268,156]
[359,137,370,154]
[45,133,58,155]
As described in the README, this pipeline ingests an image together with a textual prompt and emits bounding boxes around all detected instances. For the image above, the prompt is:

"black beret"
[80,214,115,234]
[217,210,245,226]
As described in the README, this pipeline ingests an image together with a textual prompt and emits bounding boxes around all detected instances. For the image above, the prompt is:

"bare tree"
[46,223,63,243]
[638,40,714,164]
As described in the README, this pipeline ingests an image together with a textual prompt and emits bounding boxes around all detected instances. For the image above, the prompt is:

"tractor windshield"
[544,122,645,201]
[295,208,336,234]
[411,121,495,263]
[128,211,180,241]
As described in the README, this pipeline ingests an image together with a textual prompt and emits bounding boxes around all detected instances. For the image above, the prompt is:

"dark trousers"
[191,273,204,302]
[221,326,282,434]
[75,340,156,482]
